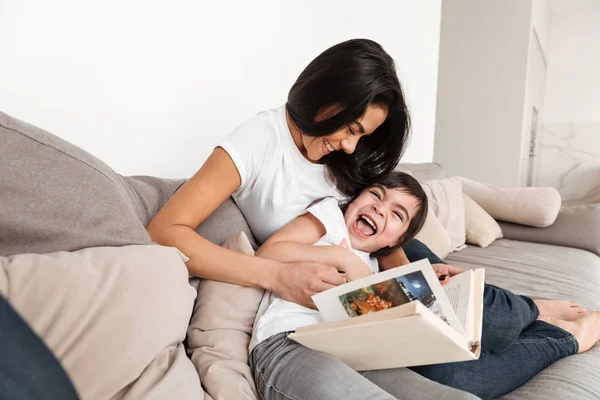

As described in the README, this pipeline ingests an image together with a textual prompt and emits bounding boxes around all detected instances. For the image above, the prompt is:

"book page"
[312,259,465,336]
[442,270,473,333]
[471,269,486,350]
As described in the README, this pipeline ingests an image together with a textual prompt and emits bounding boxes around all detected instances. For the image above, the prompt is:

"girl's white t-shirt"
[219,104,345,245]
[249,197,379,351]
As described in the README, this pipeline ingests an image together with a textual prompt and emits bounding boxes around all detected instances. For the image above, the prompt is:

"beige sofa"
[1,110,599,399]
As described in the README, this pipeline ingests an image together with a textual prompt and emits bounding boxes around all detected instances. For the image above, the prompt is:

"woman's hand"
[432,263,466,285]
[270,261,346,309]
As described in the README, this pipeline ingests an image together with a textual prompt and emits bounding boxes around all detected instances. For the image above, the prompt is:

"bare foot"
[534,299,588,321]
[538,312,600,353]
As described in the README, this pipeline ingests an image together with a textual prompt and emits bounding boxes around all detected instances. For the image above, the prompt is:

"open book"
[288,259,485,371]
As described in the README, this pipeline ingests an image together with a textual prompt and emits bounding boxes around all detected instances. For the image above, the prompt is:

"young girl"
[250,171,600,400]
[250,172,428,351]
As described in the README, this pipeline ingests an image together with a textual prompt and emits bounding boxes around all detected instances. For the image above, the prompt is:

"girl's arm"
[379,240,465,283]
[147,148,345,308]
[257,213,372,281]
[377,247,411,270]
[379,239,444,270]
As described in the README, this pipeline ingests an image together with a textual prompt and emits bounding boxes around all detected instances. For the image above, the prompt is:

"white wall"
[543,0,600,123]
[517,5,548,188]
[531,0,550,58]
[0,0,441,178]
[536,0,600,204]
[433,0,533,187]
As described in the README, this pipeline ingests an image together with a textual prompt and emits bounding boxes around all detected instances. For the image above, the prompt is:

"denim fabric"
[0,295,79,400]
[250,332,479,400]
[480,284,540,354]
[411,285,578,400]
[403,239,445,265]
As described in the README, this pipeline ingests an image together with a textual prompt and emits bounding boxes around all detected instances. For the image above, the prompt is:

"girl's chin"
[349,233,370,248]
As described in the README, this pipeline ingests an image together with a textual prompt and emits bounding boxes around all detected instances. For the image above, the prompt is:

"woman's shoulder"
[234,105,286,138]
[221,105,286,153]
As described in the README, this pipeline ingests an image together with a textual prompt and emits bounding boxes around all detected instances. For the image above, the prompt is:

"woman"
[148,38,411,309]
[148,39,597,399]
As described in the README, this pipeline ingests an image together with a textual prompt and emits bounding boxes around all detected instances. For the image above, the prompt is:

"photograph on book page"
[312,259,465,336]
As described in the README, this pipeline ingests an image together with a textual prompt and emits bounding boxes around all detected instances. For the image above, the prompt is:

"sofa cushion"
[499,204,600,258]
[186,232,263,400]
[0,245,201,400]
[415,205,453,259]
[463,194,503,248]
[395,167,453,259]
[421,177,466,251]
[446,239,600,400]
[126,175,256,248]
[397,162,446,181]
[0,111,154,256]
[460,178,561,228]
[0,110,256,256]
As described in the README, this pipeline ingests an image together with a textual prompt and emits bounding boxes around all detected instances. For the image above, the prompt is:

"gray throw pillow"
[499,204,600,257]
[0,110,153,256]
[0,110,255,257]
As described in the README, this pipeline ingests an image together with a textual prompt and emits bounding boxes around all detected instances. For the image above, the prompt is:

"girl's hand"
[337,250,373,282]
[432,263,466,285]
[271,261,346,309]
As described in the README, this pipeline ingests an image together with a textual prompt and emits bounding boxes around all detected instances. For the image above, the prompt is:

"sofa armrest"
[498,204,600,257]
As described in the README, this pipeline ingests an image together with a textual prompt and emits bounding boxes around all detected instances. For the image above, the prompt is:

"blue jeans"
[404,240,578,399]
[0,295,79,400]
[411,284,577,399]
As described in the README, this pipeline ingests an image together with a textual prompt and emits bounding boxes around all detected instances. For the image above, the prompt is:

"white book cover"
[289,259,485,370]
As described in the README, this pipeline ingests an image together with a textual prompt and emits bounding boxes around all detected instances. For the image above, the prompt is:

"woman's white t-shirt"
[219,104,345,245]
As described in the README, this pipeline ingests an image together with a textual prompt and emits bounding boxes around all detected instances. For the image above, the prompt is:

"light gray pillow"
[499,204,600,257]
[397,162,446,181]
[0,110,152,256]
[0,110,256,256]
[126,175,256,247]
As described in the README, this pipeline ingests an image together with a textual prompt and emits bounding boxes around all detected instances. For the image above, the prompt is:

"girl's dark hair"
[286,39,410,197]
[341,171,428,258]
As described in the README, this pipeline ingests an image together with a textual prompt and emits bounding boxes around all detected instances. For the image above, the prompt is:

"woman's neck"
[285,108,323,165]
[285,109,305,154]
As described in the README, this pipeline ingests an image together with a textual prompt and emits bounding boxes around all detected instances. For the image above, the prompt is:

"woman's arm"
[257,213,372,281]
[147,148,345,307]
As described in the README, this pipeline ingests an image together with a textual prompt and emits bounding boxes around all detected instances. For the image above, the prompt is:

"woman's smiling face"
[299,104,388,162]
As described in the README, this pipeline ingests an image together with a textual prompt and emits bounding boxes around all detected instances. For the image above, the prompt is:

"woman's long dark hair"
[286,39,410,197]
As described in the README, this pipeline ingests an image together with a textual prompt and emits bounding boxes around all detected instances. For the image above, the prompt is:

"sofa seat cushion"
[445,239,600,400]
